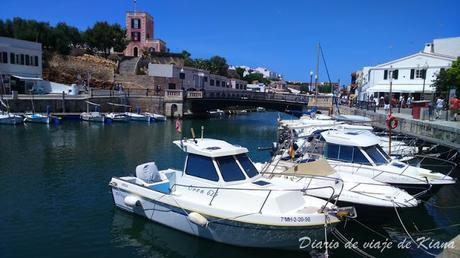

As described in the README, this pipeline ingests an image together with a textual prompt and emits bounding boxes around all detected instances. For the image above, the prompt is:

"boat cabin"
[315,130,392,167]
[173,138,264,186]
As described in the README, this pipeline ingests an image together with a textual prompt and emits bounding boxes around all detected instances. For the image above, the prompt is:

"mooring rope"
[393,204,437,257]
[351,218,388,240]
[331,229,375,258]
[413,222,460,233]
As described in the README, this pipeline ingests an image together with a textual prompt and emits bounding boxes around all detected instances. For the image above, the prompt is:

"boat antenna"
[201,126,204,139]
[190,128,197,143]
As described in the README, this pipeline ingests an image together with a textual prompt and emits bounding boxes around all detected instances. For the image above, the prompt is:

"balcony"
[186,91,203,99]
[164,89,183,101]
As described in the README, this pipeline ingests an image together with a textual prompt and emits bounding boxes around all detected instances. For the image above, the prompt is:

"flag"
[175,119,182,134]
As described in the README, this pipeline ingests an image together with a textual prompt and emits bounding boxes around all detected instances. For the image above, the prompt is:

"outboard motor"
[136,162,161,183]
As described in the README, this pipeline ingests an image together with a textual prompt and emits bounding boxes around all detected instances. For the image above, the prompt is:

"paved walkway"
[374,108,460,129]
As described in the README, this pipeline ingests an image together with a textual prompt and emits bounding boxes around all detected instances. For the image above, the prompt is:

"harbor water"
[0,112,459,258]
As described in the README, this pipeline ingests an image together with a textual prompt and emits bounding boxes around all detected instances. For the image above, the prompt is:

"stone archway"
[171,104,178,117]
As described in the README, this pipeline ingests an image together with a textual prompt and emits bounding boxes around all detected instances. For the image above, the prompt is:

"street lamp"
[309,70,313,93]
[421,63,428,100]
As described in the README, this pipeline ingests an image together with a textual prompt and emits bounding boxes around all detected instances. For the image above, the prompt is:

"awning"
[11,75,43,81]
[367,84,434,93]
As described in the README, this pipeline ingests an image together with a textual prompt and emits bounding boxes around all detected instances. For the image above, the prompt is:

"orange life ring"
[386,115,398,129]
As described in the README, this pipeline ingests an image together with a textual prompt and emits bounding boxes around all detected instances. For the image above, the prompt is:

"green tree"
[111,23,129,52]
[243,72,270,84]
[433,57,460,97]
[52,22,82,55]
[235,67,245,78]
[84,22,127,54]
[208,56,228,76]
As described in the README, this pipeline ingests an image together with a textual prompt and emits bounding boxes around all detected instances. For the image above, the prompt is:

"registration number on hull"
[280,216,311,223]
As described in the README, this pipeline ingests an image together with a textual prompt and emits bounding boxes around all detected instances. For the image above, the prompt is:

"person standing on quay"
[435,96,444,119]
[384,94,390,113]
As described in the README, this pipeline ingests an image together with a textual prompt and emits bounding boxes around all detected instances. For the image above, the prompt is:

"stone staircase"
[118,57,140,75]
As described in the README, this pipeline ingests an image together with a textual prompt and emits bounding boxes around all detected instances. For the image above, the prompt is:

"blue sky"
[1,0,459,84]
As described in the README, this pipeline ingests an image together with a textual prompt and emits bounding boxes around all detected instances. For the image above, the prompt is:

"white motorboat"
[0,112,23,125]
[256,107,266,112]
[279,117,418,159]
[80,112,105,123]
[106,113,130,123]
[143,112,166,122]
[24,113,51,124]
[109,138,356,250]
[292,129,456,198]
[256,158,418,214]
[207,109,225,117]
[125,112,151,122]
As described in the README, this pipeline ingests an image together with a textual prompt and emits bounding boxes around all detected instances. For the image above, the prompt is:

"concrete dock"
[338,106,460,151]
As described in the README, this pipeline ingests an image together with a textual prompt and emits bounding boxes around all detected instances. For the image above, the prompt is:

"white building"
[148,64,246,91]
[356,37,460,100]
[246,83,266,92]
[229,65,281,80]
[0,36,76,95]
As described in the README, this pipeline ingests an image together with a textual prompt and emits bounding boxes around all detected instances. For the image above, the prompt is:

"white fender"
[187,212,208,227]
[124,195,141,207]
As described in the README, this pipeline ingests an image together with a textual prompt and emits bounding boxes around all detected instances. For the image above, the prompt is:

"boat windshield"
[215,156,246,182]
[236,154,259,178]
[185,154,219,182]
[362,145,389,165]
[324,143,372,166]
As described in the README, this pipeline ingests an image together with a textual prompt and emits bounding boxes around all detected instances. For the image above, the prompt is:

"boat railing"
[407,154,458,178]
[169,183,338,214]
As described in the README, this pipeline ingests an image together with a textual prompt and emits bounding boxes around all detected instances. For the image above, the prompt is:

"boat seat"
[136,162,162,183]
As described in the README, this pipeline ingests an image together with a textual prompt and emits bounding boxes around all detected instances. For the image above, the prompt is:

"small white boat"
[109,138,356,250]
[256,158,418,213]
[106,113,130,123]
[292,129,456,198]
[207,109,225,117]
[0,112,23,125]
[125,112,150,122]
[256,107,266,112]
[143,112,166,122]
[80,112,105,123]
[24,113,51,124]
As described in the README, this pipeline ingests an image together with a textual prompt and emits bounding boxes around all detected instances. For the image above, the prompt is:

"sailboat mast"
[315,43,320,102]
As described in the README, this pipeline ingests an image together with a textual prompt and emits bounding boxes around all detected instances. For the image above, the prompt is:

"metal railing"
[169,182,338,214]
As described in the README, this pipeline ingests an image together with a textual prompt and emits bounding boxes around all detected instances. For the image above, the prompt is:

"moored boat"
[125,112,151,122]
[109,138,356,250]
[0,112,23,125]
[80,112,105,123]
[256,158,418,218]
[143,112,166,122]
[105,113,130,123]
[24,113,51,124]
[286,129,456,199]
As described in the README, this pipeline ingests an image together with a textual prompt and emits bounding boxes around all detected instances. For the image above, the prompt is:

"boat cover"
[285,159,335,176]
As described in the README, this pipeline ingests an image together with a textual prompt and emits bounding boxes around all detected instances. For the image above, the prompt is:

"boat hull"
[335,200,417,222]
[81,116,105,123]
[111,187,332,251]
[0,115,23,125]
[388,183,445,200]
[24,115,51,124]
